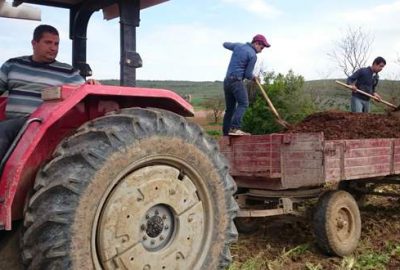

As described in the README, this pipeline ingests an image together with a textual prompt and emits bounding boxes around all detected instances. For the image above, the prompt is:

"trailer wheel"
[234,217,260,234]
[313,190,361,257]
[21,108,238,270]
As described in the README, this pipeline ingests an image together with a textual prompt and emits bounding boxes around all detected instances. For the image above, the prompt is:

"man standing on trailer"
[347,56,386,113]
[222,34,271,136]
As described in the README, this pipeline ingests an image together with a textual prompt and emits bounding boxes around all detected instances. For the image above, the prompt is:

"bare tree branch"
[328,26,374,77]
[202,97,225,124]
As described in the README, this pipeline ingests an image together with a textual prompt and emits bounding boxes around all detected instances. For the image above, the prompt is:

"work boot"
[228,128,251,136]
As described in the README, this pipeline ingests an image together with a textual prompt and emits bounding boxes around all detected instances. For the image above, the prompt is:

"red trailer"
[220,133,400,256]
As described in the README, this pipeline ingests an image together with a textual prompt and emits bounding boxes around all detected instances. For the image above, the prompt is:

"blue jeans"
[351,96,370,112]
[222,78,249,135]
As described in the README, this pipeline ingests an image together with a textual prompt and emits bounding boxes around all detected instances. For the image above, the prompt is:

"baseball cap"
[252,34,271,47]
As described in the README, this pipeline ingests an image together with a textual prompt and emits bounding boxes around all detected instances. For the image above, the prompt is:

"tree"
[242,70,317,134]
[329,26,374,77]
[202,96,225,124]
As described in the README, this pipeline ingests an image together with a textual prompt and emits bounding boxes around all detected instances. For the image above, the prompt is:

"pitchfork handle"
[335,80,397,109]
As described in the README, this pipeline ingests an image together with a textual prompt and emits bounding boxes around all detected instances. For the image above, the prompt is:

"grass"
[228,255,267,270]
[206,130,222,137]
[282,243,310,257]
[229,243,398,270]
[267,244,313,269]
[354,251,390,269]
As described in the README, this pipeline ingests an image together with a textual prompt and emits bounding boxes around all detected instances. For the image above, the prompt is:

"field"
[101,79,224,108]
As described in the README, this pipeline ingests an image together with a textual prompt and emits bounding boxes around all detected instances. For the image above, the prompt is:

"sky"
[0,0,400,82]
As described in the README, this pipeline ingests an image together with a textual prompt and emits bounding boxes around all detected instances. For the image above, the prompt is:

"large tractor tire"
[313,190,361,257]
[21,108,238,270]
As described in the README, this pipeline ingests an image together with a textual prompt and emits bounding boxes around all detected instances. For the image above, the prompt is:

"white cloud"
[265,29,341,80]
[221,0,282,18]
[137,23,229,81]
[339,1,400,24]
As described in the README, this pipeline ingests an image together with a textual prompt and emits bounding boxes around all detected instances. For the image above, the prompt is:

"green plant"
[227,256,267,270]
[283,243,310,257]
[354,251,390,269]
[242,70,317,134]
[206,129,222,137]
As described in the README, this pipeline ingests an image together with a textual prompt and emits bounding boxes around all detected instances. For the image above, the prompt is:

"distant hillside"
[304,79,400,112]
[101,80,224,107]
[101,79,400,111]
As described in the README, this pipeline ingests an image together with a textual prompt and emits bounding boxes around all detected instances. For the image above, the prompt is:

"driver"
[0,24,97,158]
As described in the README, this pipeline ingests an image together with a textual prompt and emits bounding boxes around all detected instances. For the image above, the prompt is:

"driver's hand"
[374,93,382,101]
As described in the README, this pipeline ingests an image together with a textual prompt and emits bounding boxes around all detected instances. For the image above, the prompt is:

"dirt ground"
[230,196,400,270]
[286,110,400,140]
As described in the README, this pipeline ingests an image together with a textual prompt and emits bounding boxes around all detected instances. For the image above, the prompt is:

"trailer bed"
[219,133,400,190]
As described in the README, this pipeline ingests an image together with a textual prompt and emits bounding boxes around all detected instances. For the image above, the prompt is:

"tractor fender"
[0,84,194,230]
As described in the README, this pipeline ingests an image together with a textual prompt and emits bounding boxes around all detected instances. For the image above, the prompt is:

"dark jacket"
[347,67,379,101]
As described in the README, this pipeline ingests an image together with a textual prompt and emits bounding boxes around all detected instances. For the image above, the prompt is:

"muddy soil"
[231,196,400,269]
[286,110,400,140]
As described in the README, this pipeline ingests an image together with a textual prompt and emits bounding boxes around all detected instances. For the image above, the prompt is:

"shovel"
[335,80,399,110]
[255,80,290,129]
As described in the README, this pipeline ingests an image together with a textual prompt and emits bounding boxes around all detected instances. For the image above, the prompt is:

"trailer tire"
[21,108,238,270]
[313,190,361,257]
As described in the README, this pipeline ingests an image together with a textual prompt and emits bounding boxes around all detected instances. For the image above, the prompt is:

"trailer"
[220,133,400,256]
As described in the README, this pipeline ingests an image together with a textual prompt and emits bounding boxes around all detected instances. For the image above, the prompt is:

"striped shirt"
[0,56,84,118]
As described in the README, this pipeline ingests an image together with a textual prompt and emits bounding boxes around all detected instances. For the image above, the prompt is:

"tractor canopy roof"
[9,0,168,19]
[11,0,167,10]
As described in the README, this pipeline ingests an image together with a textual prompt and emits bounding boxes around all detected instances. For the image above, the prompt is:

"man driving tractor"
[0,24,96,158]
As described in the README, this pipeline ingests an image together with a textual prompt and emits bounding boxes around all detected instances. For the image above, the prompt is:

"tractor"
[0,1,237,269]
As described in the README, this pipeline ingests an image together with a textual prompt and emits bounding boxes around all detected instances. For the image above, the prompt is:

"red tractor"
[0,1,237,269]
